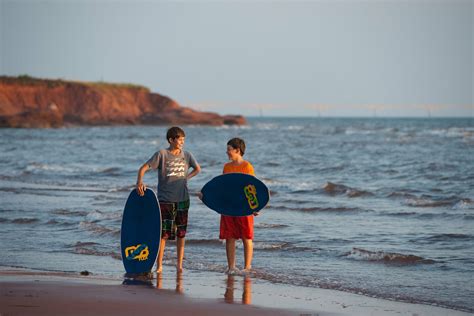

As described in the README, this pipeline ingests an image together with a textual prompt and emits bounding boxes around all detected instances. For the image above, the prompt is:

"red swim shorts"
[219,215,254,240]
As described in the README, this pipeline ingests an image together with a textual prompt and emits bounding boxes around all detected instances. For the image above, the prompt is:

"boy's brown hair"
[166,126,185,143]
[227,137,246,156]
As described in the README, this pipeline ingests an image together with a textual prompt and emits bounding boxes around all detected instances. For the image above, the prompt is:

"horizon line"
[243,115,474,119]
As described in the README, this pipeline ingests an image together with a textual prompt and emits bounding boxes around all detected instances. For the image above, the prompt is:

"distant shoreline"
[0,75,246,128]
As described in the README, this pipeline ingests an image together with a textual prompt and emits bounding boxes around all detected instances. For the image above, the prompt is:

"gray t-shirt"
[146,149,198,202]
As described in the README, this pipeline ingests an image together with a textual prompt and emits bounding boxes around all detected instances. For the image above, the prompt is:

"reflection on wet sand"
[156,273,162,289]
[224,274,252,305]
[122,272,154,286]
[153,271,252,305]
[175,272,184,294]
[243,275,251,304]
[156,272,184,294]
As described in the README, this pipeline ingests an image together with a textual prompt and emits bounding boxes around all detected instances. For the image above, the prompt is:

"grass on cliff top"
[0,75,150,91]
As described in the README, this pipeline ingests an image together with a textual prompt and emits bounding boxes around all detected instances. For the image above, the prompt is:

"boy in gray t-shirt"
[136,126,201,273]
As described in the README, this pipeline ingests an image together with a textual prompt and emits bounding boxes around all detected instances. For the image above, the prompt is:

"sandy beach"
[0,276,286,316]
[1,267,472,316]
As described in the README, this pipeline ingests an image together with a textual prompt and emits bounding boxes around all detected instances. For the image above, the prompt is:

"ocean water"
[0,117,473,312]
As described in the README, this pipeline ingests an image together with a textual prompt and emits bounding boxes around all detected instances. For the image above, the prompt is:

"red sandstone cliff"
[0,76,246,128]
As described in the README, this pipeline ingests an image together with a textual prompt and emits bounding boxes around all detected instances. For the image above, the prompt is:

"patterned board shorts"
[159,200,190,240]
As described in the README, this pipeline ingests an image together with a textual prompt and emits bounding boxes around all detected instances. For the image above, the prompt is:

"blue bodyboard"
[201,173,270,216]
[121,189,161,274]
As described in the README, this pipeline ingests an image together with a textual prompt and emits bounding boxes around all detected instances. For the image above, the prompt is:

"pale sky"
[1,0,473,117]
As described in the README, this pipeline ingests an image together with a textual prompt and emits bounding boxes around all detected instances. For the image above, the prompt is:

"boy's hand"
[253,211,259,217]
[136,182,146,196]
[197,192,203,201]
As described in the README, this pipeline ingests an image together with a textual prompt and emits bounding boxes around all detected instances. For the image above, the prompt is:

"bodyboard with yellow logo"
[201,173,269,216]
[121,189,161,274]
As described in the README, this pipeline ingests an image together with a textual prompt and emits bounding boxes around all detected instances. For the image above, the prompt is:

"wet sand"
[0,268,471,316]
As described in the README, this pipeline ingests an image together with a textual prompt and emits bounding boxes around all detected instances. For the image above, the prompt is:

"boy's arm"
[187,163,201,181]
[136,163,151,196]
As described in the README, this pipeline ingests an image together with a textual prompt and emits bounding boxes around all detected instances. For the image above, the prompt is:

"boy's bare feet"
[225,267,240,275]
[242,268,253,275]
[176,271,184,294]
[156,273,163,289]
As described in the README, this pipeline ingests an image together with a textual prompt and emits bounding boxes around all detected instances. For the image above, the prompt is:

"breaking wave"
[72,241,121,260]
[254,223,289,229]
[404,195,463,208]
[424,233,473,242]
[79,221,120,236]
[46,219,75,226]
[322,182,373,198]
[85,210,122,222]
[273,205,365,213]
[51,209,89,217]
[11,218,40,224]
[344,248,436,265]
[98,167,122,176]
[185,239,223,246]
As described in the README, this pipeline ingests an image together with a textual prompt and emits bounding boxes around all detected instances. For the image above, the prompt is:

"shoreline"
[1,267,472,316]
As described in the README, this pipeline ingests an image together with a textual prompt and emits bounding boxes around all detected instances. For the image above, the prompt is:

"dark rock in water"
[80,270,91,276]
[0,75,246,128]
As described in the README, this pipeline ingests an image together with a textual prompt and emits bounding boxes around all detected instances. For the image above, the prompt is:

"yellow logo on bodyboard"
[244,184,259,210]
[125,244,149,261]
